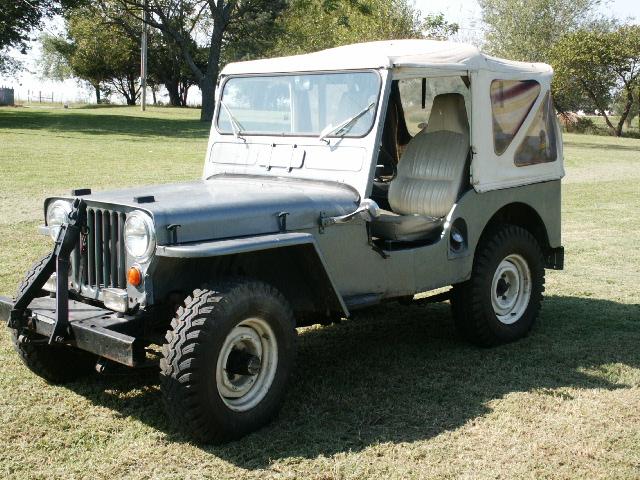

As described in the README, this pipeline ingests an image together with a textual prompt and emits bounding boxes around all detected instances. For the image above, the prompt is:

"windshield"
[217,71,380,137]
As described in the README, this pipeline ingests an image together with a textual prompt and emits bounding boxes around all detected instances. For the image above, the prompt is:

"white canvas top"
[221,39,552,76]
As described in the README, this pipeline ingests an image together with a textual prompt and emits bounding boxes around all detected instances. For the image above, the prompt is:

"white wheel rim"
[215,317,278,412]
[491,254,532,325]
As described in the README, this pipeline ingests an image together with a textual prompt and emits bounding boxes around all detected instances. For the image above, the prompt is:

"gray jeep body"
[1,40,564,370]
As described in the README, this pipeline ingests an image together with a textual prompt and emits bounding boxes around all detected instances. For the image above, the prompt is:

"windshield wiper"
[220,101,245,140]
[318,102,375,142]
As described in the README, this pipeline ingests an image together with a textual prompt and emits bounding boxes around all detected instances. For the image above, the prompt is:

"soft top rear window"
[490,79,540,154]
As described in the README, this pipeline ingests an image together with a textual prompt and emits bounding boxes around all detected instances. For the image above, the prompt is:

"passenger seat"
[370,93,470,242]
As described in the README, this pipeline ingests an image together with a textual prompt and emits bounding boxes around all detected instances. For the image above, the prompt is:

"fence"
[21,90,58,104]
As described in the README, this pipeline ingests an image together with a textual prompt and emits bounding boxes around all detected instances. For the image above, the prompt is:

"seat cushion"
[370,209,444,242]
[388,93,469,218]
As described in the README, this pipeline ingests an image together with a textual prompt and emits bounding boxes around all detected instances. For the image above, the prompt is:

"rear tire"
[451,224,545,346]
[11,253,96,384]
[160,280,296,443]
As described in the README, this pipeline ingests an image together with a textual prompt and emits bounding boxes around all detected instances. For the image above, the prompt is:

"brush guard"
[1,198,147,367]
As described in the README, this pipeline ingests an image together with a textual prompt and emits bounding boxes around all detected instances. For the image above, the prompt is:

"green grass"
[1,106,639,479]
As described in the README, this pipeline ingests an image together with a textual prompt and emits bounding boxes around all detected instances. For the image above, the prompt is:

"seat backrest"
[388,93,470,218]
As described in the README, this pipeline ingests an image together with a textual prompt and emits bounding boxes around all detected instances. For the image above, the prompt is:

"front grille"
[72,207,127,294]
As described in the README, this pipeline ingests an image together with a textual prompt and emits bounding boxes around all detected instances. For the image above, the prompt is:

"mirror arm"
[319,199,380,228]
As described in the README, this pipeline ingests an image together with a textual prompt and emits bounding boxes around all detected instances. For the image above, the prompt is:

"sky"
[1,0,638,105]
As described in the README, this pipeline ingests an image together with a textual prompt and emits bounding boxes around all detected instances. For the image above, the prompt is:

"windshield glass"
[217,71,380,137]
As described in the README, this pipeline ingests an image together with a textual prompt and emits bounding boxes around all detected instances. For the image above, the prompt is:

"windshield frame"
[214,69,383,139]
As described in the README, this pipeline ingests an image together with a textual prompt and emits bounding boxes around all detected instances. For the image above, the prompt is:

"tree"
[478,0,602,62]
[101,0,288,121]
[0,0,81,73]
[422,13,459,40]
[550,25,640,136]
[146,30,204,106]
[39,8,141,104]
[271,0,453,57]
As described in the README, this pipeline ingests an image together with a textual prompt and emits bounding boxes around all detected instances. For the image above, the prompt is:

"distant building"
[0,88,14,106]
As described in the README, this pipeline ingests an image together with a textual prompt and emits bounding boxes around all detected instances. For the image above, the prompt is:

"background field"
[0,105,639,479]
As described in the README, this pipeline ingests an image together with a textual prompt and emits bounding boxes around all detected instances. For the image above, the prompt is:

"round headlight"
[124,211,155,261]
[46,200,72,241]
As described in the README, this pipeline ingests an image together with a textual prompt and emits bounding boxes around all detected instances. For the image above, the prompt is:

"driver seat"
[371,93,470,242]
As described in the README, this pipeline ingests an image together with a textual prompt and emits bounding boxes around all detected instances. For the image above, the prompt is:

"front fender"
[155,232,349,318]
[157,232,315,258]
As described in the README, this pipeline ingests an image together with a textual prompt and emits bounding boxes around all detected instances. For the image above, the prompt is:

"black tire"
[12,254,96,384]
[11,331,96,384]
[14,253,50,300]
[451,224,545,347]
[160,280,296,443]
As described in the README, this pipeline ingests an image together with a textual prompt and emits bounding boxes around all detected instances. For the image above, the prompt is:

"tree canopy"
[271,0,424,56]
[0,0,82,73]
[550,24,640,136]
[479,0,603,62]
[40,8,140,104]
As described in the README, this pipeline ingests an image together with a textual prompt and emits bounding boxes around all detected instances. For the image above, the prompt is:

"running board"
[344,294,382,310]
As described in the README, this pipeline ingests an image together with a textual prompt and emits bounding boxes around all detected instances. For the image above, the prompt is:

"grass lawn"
[0,105,639,479]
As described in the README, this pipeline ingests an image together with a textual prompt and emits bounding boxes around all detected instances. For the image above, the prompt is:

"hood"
[79,175,360,244]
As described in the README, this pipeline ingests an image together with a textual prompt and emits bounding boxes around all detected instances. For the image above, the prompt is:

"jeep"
[1,40,564,443]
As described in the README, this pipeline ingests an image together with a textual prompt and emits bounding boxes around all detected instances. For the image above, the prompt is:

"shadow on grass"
[0,109,210,139]
[563,139,640,152]
[65,295,639,469]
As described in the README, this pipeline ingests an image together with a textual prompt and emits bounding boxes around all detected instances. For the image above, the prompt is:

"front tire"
[160,280,296,443]
[12,253,96,384]
[11,331,96,384]
[451,224,545,346]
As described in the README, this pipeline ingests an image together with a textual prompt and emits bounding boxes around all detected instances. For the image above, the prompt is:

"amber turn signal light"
[127,266,142,286]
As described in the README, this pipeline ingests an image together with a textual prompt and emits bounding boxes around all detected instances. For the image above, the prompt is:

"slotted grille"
[78,207,127,291]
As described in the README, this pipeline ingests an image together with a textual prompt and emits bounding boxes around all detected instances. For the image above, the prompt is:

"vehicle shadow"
[0,110,210,139]
[66,295,640,469]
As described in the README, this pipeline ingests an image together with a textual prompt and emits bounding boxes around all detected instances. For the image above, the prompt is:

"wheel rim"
[215,317,278,412]
[490,253,532,325]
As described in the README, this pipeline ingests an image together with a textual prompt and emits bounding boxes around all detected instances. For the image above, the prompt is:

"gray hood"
[80,175,360,244]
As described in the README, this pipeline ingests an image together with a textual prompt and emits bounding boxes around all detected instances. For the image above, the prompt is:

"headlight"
[124,211,155,261]
[46,200,72,240]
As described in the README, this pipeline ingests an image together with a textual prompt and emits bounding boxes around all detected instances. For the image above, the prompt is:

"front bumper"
[1,295,146,367]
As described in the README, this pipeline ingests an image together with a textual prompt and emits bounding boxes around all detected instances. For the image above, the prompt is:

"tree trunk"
[199,77,216,122]
[166,80,181,106]
[129,75,138,106]
[179,81,190,106]
[122,88,135,105]
[580,79,618,136]
[615,86,634,137]
[94,84,101,104]
[151,87,157,106]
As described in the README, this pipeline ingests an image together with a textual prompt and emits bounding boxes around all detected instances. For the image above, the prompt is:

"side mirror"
[320,199,381,227]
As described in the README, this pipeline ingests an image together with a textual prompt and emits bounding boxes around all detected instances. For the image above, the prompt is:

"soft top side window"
[514,92,558,166]
[399,76,470,137]
[490,79,540,155]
